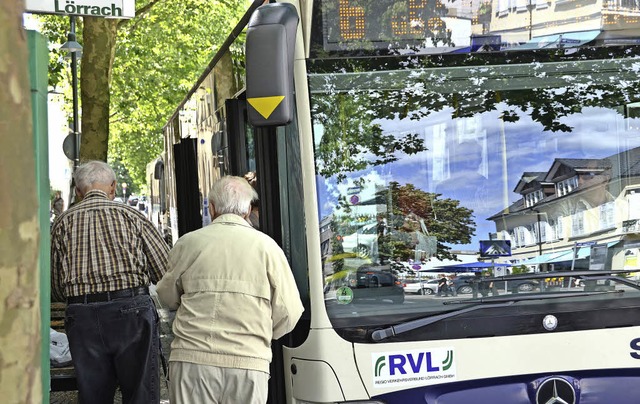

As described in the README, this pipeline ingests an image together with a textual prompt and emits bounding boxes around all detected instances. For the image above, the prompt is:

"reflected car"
[350,265,405,304]
[452,275,539,294]
[403,279,439,295]
[341,223,378,256]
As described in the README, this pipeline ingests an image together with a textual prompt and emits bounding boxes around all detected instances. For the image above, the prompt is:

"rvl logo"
[374,350,454,377]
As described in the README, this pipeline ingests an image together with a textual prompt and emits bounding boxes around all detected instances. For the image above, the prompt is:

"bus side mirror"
[153,158,164,180]
[245,3,299,127]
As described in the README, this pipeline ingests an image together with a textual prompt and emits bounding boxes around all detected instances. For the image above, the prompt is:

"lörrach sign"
[26,0,135,19]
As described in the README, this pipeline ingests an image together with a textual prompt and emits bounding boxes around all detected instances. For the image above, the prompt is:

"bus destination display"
[321,0,460,52]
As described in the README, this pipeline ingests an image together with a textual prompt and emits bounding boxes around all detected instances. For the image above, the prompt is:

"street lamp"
[61,16,82,171]
[527,0,535,40]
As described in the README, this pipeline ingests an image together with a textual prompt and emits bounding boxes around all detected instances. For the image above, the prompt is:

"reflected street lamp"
[527,0,535,40]
[61,16,82,171]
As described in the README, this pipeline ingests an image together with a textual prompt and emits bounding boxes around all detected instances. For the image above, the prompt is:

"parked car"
[350,264,405,304]
[403,279,439,295]
[127,196,139,206]
[450,275,477,294]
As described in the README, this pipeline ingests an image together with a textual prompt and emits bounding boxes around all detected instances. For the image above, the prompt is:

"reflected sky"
[315,101,640,251]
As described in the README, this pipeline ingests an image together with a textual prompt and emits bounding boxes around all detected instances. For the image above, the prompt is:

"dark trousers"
[65,294,159,404]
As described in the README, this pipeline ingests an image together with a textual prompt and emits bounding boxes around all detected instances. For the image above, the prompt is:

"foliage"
[313,91,427,183]
[109,0,248,187]
[36,0,248,188]
[511,265,529,275]
[384,182,475,261]
[109,158,138,197]
[330,221,345,273]
[33,14,75,90]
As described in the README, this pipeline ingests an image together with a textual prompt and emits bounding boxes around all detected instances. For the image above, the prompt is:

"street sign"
[62,134,75,160]
[589,244,607,270]
[26,0,136,19]
[479,240,512,257]
[349,195,360,205]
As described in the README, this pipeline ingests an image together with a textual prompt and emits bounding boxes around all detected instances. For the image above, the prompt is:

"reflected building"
[488,146,640,271]
[477,0,640,48]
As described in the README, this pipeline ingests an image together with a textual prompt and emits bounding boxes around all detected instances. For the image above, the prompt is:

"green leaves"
[109,0,247,188]
[37,1,247,188]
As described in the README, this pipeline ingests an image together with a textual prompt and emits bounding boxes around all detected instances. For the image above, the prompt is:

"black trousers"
[65,294,159,404]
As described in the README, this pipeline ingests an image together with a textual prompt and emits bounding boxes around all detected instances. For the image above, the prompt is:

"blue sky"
[316,104,640,251]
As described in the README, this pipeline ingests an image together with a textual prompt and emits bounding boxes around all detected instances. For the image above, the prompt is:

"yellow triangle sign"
[248,96,285,119]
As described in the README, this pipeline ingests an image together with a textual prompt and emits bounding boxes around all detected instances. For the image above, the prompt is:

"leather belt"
[67,286,149,304]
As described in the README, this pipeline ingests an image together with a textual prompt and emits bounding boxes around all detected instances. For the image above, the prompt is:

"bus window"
[311,51,640,342]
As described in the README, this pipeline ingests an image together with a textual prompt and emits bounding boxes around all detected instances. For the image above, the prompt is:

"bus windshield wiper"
[370,290,621,342]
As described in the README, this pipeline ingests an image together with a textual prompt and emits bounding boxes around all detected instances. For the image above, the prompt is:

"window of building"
[514,226,529,246]
[600,201,615,229]
[572,210,585,236]
[557,176,578,197]
[538,220,548,242]
[525,189,544,207]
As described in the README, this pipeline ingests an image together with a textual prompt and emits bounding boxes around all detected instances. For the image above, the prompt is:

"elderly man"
[157,175,304,404]
[50,160,169,404]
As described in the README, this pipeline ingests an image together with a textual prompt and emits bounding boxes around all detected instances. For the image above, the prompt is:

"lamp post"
[60,16,82,171]
[532,208,547,293]
[527,0,535,40]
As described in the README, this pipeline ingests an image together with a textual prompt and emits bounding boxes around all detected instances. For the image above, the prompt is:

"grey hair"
[74,160,116,193]
[208,176,257,217]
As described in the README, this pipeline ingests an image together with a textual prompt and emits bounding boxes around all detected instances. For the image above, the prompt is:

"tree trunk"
[0,1,42,402]
[80,17,119,162]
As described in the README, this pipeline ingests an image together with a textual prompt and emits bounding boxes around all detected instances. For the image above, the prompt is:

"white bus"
[154,0,640,402]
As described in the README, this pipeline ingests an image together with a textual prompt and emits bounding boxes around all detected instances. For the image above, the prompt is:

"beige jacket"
[157,213,304,373]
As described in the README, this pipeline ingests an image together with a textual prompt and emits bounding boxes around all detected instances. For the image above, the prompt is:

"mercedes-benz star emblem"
[542,314,558,331]
[536,377,576,404]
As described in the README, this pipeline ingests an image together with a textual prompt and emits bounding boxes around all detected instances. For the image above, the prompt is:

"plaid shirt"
[50,190,169,301]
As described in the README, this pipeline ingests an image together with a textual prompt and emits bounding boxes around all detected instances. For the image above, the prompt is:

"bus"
[153,0,640,402]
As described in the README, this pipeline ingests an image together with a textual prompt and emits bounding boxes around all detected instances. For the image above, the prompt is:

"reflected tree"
[384,182,475,261]
[313,92,427,182]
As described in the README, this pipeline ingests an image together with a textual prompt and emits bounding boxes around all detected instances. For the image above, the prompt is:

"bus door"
[172,139,201,236]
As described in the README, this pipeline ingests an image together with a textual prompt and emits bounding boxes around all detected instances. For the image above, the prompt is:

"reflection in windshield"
[314,0,640,56]
[311,50,640,336]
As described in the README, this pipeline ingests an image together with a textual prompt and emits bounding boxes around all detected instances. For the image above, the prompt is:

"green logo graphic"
[375,356,386,377]
[442,350,454,371]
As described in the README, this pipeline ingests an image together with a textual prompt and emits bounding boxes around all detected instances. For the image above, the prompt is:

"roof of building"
[488,146,640,221]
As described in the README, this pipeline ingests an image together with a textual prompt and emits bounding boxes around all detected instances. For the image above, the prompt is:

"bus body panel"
[354,327,640,396]
[284,328,368,402]
[373,369,640,403]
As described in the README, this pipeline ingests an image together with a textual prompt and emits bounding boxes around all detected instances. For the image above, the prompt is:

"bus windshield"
[309,47,640,342]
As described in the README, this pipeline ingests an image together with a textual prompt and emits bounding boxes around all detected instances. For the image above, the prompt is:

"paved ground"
[50,288,175,403]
